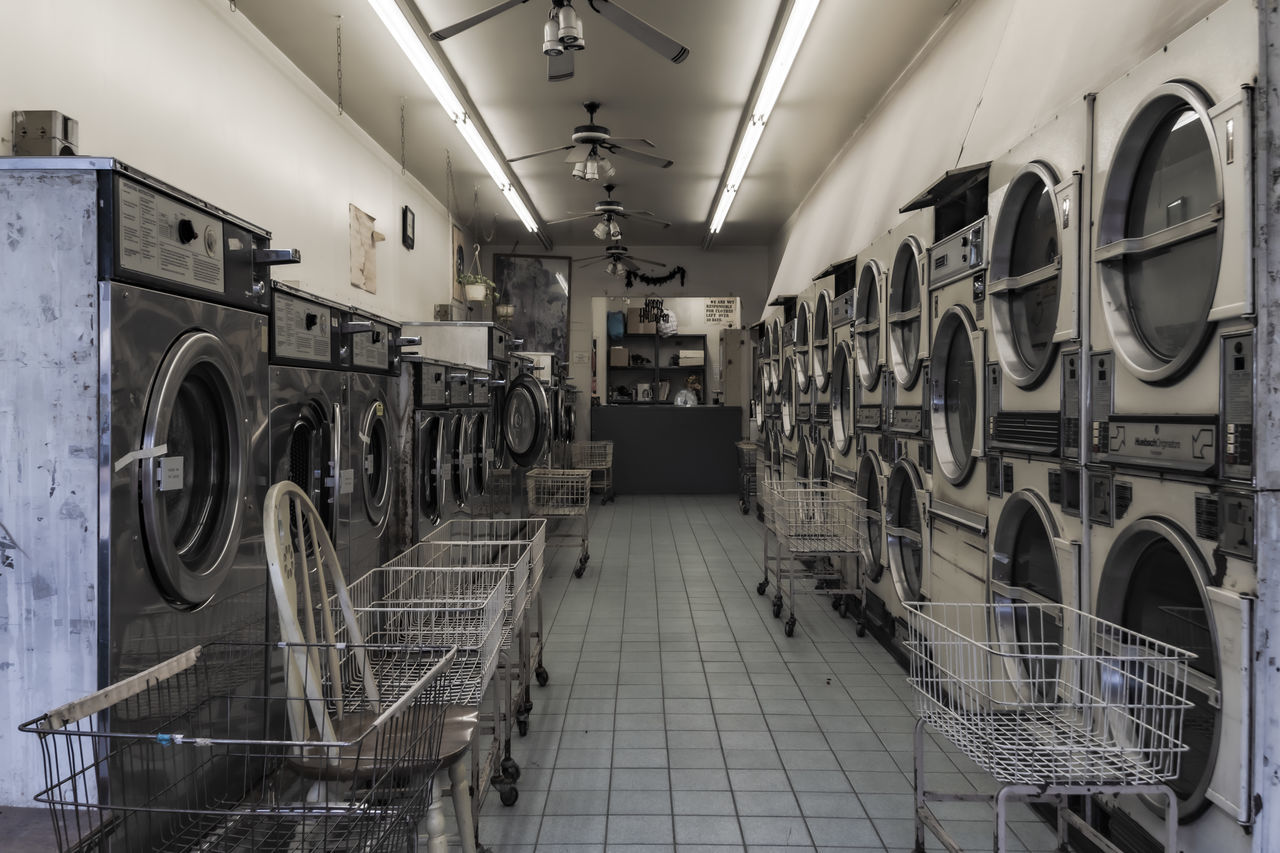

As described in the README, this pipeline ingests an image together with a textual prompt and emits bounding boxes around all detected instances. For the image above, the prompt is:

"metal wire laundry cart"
[526,466,592,578]
[757,478,863,636]
[735,440,757,515]
[570,440,615,504]
[904,601,1195,853]
[20,641,455,853]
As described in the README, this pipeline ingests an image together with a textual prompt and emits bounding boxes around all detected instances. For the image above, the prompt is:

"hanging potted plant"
[459,271,497,305]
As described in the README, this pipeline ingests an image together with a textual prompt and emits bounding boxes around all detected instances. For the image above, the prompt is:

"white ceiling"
[236,0,955,250]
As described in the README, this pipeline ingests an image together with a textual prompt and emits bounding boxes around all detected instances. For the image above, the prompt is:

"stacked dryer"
[410,359,451,539]
[1082,2,1257,849]
[807,287,835,481]
[791,298,815,479]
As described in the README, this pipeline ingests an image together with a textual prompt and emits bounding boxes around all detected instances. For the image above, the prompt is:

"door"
[417,414,444,526]
[356,392,393,532]
[504,373,551,468]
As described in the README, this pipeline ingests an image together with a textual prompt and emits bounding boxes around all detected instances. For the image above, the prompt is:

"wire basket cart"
[735,440,757,515]
[904,601,1196,853]
[526,466,592,578]
[20,641,454,853]
[754,441,773,522]
[472,466,514,517]
[756,479,864,637]
[570,440,615,504]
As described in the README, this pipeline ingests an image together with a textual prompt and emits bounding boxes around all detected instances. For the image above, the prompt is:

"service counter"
[590,405,742,495]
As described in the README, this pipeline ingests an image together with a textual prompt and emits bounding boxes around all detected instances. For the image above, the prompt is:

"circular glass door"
[450,413,468,509]
[885,461,925,602]
[771,318,784,369]
[769,428,783,480]
[990,491,1065,690]
[139,331,248,609]
[830,342,855,455]
[358,398,392,527]
[1096,83,1223,382]
[504,374,550,468]
[469,412,490,497]
[887,237,926,388]
[1096,519,1219,819]
[794,301,812,393]
[991,163,1062,388]
[854,261,882,391]
[753,364,768,429]
[796,437,811,480]
[856,453,884,582]
[779,355,796,440]
[418,415,443,525]
[929,306,980,485]
[287,399,335,536]
[812,290,832,392]
[812,438,829,481]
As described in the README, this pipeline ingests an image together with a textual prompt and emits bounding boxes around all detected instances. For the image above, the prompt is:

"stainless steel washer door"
[358,398,392,528]
[504,373,550,468]
[885,460,926,603]
[140,331,248,609]
[417,414,443,525]
[830,342,855,456]
[450,413,469,510]
[468,411,490,498]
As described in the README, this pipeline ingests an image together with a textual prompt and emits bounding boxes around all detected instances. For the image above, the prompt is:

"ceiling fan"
[429,0,690,82]
[576,242,666,277]
[547,183,672,240]
[509,101,673,181]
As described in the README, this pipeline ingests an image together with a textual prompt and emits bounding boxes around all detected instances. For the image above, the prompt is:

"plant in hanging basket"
[459,272,497,303]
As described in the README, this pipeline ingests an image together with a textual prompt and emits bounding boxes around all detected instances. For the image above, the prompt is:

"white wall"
[765,0,1229,316]
[0,0,456,321]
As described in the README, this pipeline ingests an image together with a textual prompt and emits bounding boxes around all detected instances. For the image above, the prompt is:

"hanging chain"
[400,99,407,175]
[335,16,344,116]
[228,0,237,12]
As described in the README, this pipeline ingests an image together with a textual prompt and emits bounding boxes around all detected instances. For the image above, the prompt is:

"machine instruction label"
[273,294,333,362]
[117,178,223,293]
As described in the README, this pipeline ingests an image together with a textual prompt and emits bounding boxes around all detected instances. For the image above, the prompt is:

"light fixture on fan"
[543,5,584,56]
[592,216,621,241]
[605,259,624,277]
[571,146,614,182]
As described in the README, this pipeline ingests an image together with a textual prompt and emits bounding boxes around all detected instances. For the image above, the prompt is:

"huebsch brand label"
[1103,419,1216,474]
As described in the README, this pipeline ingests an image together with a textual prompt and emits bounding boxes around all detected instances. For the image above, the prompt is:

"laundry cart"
[905,601,1195,853]
[423,517,550,740]
[758,479,863,636]
[735,439,757,514]
[570,439,615,503]
[526,466,592,578]
[20,641,455,853]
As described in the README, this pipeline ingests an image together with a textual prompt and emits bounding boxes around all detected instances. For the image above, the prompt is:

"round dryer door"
[504,373,550,468]
[856,453,884,582]
[417,415,443,525]
[1096,83,1223,382]
[885,461,926,603]
[796,437,811,480]
[794,301,812,393]
[779,356,797,440]
[139,331,249,609]
[990,163,1063,388]
[830,341,855,456]
[930,306,981,485]
[812,289,832,392]
[887,237,926,388]
[811,438,829,482]
[854,261,882,391]
[286,399,337,535]
[468,412,490,498]
[769,428,784,480]
[1097,520,1220,818]
[357,398,392,528]
[450,413,469,510]
[752,365,767,430]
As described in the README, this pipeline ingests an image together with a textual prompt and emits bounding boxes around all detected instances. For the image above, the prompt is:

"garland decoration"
[624,265,687,288]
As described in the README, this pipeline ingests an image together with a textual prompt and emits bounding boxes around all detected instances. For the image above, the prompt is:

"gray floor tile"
[613,748,669,768]
[607,814,675,844]
[674,815,743,845]
[538,814,607,844]
[672,790,738,815]
[803,817,882,847]
[671,767,731,790]
[739,816,813,846]
[668,747,727,769]
[544,789,611,815]
[733,789,802,817]
[727,768,790,791]
[608,788,672,815]
[611,767,671,790]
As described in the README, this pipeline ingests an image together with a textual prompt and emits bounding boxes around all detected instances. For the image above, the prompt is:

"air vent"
[918,443,931,473]
[814,402,831,422]
[1060,468,1081,518]
[1113,481,1133,520]
[879,434,897,461]
[991,413,1061,453]
[1002,462,1014,494]
[987,459,1002,497]
[1195,493,1219,541]
[1047,469,1062,505]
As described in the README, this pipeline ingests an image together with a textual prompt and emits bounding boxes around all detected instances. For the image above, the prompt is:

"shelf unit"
[607,333,707,404]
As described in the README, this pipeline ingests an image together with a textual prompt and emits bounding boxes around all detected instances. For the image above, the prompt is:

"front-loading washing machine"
[269,284,349,558]
[1088,0,1255,486]
[827,290,859,478]
[1,159,293,811]
[881,209,934,444]
[342,307,403,579]
[502,362,553,473]
[1086,468,1254,852]
[985,100,1087,461]
[852,447,895,638]
[411,359,450,540]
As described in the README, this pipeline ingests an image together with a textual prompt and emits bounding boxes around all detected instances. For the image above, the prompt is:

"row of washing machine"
[751,3,1257,850]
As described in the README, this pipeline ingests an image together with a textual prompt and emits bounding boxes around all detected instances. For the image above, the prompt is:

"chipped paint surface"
[0,172,100,805]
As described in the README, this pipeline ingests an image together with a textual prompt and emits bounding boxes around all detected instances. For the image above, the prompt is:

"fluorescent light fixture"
[366,0,538,232]
[707,0,820,235]
[556,272,570,294]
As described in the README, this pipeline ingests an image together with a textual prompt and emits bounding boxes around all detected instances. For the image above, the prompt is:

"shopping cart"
[570,440,615,504]
[757,478,863,636]
[904,601,1195,853]
[20,640,454,853]
[735,440,757,514]
[526,466,592,578]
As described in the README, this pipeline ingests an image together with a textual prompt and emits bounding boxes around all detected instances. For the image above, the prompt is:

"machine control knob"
[177,218,198,245]
[305,312,319,330]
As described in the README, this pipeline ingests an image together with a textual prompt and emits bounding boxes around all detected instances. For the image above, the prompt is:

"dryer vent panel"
[1194,493,1219,542]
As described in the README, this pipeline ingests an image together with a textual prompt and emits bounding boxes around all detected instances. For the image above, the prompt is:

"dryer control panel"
[270,291,338,367]
[414,361,448,408]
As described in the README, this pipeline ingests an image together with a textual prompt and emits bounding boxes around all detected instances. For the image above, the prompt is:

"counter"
[590,406,742,494]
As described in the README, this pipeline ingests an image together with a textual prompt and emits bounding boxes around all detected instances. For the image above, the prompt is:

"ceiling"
[236,0,955,250]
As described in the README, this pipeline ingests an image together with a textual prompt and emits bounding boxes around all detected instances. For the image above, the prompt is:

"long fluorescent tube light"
[708,0,819,235]
[366,0,538,232]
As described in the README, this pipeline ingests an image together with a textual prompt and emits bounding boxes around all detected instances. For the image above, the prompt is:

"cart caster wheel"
[573,562,586,578]
[501,757,521,781]
[521,699,534,714]
[517,718,529,737]
[740,500,749,514]
[831,595,843,611]
[756,581,768,596]
[772,598,783,619]
[784,617,796,637]
[535,665,549,687]
[856,622,867,638]
[497,782,519,806]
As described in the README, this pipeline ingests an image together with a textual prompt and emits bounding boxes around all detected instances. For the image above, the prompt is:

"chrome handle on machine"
[395,336,422,347]
[329,401,343,535]
[342,320,374,334]
[253,248,301,266]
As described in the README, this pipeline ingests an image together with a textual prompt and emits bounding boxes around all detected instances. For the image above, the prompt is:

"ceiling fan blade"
[508,143,577,164]
[564,146,591,163]
[629,255,667,267]
[431,0,530,41]
[546,213,598,225]
[605,143,673,169]
[605,137,655,148]
[548,50,575,82]
[620,257,642,273]
[617,211,673,228]
[575,256,609,267]
[588,0,690,63]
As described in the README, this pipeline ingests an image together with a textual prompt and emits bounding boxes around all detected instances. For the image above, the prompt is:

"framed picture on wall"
[492,253,571,364]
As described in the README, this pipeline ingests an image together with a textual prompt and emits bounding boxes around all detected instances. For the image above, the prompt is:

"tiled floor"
[475,494,1063,853]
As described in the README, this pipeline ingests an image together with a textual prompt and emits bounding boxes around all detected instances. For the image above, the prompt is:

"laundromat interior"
[3,1,1280,851]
